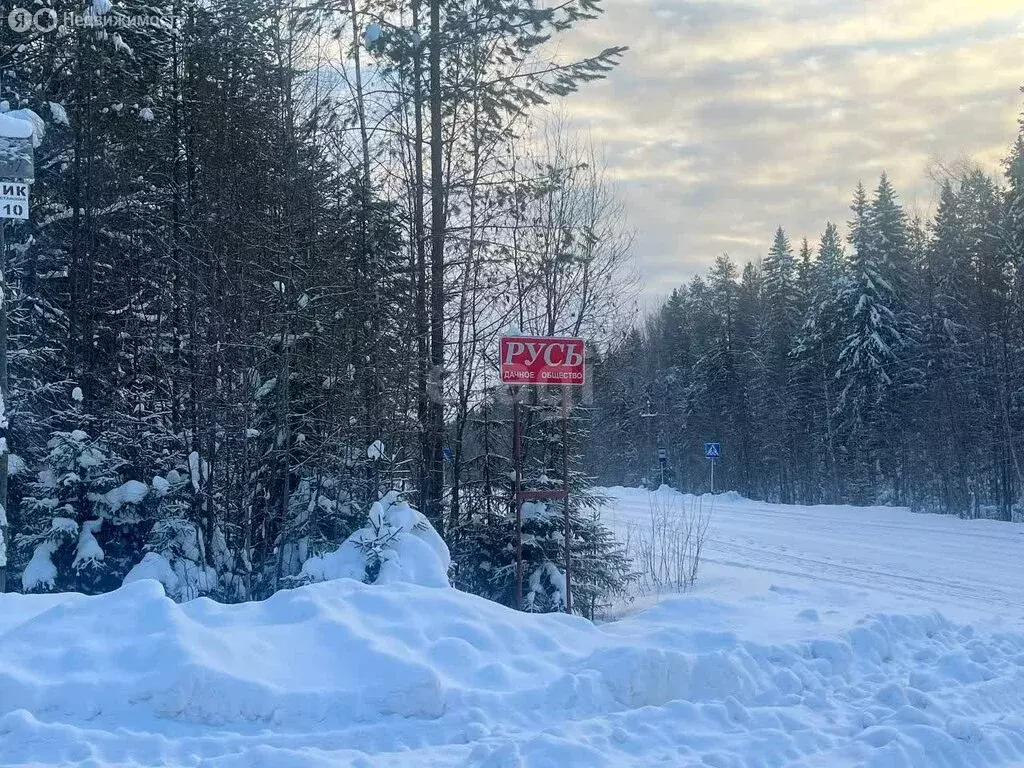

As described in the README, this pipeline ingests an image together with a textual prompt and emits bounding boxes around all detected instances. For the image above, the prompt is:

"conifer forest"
[1,0,1023,618]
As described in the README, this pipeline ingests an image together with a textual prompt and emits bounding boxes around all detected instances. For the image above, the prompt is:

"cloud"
[559,0,1024,306]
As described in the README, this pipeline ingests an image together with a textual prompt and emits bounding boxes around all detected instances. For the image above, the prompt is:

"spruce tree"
[758,227,798,501]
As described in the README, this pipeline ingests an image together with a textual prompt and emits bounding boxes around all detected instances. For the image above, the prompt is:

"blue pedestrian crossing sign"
[704,442,721,460]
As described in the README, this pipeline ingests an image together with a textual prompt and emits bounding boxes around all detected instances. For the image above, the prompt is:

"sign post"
[657,447,667,486]
[0,126,34,594]
[501,336,585,614]
[704,442,721,494]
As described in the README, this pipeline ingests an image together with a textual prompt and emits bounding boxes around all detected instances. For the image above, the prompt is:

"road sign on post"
[502,335,585,616]
[0,181,28,220]
[657,448,667,486]
[0,120,34,593]
[500,336,585,386]
[0,125,34,221]
[704,442,720,494]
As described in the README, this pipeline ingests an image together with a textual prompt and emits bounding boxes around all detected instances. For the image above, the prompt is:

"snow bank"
[0,578,590,728]
[6,487,1024,766]
[2,579,1024,766]
[603,483,746,506]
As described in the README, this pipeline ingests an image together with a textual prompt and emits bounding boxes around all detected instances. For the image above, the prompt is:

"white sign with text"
[0,180,29,220]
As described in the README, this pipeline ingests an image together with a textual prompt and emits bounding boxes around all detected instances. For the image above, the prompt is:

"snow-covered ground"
[603,486,1024,633]
[3,487,1024,767]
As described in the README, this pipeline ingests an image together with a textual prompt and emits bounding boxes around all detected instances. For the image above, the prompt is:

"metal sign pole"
[513,395,524,611]
[704,442,720,494]
[0,219,6,594]
[561,387,572,615]
[0,126,34,595]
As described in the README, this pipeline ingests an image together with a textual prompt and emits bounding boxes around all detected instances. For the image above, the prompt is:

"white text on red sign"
[500,336,586,386]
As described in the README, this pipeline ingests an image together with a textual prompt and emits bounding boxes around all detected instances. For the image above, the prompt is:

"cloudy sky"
[560,0,1024,307]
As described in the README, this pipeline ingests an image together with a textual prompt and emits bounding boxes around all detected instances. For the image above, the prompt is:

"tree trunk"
[411,0,431,524]
[426,0,446,534]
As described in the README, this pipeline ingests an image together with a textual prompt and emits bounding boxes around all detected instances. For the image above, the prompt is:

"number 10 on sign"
[0,182,29,220]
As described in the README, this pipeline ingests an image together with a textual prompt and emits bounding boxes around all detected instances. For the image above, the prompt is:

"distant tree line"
[586,116,1024,521]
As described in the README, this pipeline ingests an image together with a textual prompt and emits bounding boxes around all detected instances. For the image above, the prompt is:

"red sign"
[500,336,586,386]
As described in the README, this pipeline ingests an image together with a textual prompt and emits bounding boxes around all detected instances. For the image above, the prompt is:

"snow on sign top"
[500,336,585,386]
[0,109,41,184]
[0,113,34,140]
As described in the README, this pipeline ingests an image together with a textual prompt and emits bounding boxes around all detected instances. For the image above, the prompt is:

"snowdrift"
[0,578,600,729]
[3,574,1024,766]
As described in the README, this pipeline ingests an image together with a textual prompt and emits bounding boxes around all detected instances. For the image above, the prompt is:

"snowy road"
[602,486,1024,631]
[2,488,1024,767]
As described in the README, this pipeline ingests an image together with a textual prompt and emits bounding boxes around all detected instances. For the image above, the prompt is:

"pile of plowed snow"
[4,574,1024,767]
[0,579,593,727]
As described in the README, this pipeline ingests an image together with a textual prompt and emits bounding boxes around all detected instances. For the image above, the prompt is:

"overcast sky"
[560,0,1024,308]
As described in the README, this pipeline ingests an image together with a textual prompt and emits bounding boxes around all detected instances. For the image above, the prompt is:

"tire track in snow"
[704,539,1024,615]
